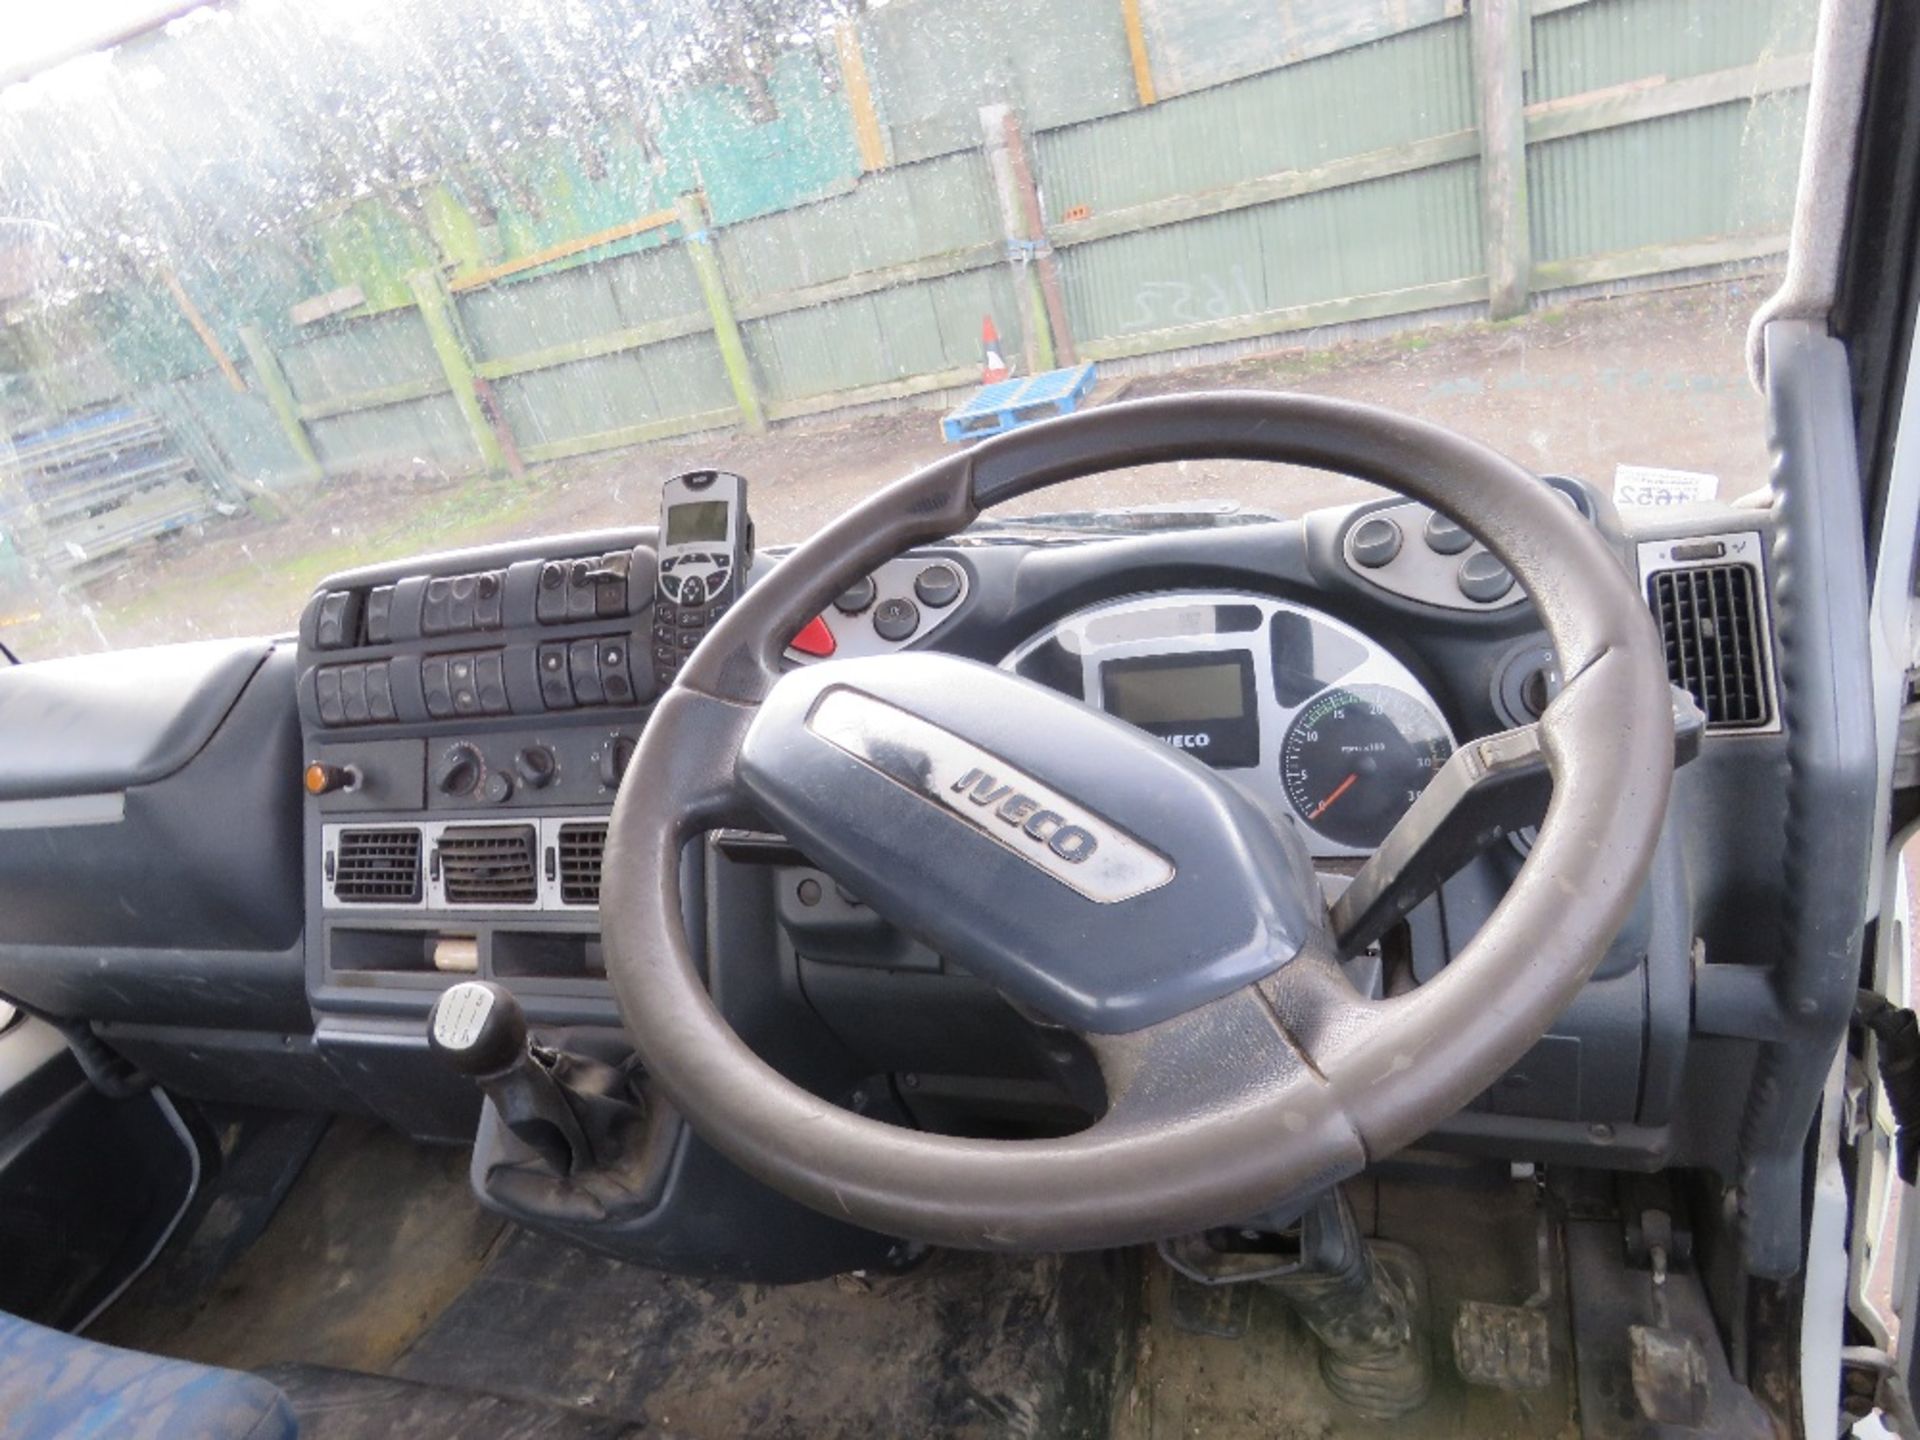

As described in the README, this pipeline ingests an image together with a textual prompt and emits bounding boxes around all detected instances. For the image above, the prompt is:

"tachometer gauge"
[1280,685,1453,849]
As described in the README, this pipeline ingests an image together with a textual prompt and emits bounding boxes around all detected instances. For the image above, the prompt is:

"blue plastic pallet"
[942,362,1097,443]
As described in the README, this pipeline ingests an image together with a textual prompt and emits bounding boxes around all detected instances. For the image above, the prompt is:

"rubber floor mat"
[394,1225,1135,1440]
[94,1115,504,1373]
[260,1364,649,1440]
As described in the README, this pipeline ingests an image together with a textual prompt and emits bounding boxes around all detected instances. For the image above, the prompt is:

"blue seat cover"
[0,1311,295,1439]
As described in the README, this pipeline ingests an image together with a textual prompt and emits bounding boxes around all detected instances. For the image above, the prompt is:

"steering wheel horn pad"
[738,652,1320,1034]
[600,391,1674,1250]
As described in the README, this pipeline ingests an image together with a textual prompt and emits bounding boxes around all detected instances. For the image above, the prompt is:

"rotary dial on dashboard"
[1280,685,1452,849]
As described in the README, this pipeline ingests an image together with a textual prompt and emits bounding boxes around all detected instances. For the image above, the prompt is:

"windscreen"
[0,0,1815,659]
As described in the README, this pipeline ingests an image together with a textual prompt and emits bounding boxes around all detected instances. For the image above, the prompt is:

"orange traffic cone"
[981,315,1011,385]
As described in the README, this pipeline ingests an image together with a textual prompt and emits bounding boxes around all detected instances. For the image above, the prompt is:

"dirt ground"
[7,275,1777,660]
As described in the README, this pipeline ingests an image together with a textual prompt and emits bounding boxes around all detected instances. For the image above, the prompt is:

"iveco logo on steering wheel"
[951,768,1099,862]
[805,688,1174,903]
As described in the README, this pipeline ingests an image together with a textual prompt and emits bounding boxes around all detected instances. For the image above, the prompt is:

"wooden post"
[1119,0,1158,106]
[407,267,508,477]
[1471,0,1532,320]
[676,192,766,433]
[161,270,247,394]
[980,105,1075,372]
[836,23,889,171]
[236,323,323,485]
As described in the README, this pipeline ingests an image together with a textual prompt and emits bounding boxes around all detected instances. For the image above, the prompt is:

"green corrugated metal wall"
[1528,96,1809,264]
[720,152,1024,405]
[1133,0,1455,99]
[1527,0,1819,103]
[1035,19,1477,222]
[460,244,737,447]
[1060,164,1484,343]
[278,311,478,472]
[1526,0,1817,266]
[855,0,1138,163]
[717,153,1001,294]
[166,369,309,486]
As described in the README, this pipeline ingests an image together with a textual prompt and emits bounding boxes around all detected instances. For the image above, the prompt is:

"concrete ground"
[6,274,1777,660]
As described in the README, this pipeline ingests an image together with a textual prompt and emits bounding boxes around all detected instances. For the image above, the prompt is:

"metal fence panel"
[457,245,706,359]
[166,368,309,487]
[307,395,477,475]
[1527,92,1808,264]
[858,0,1137,165]
[745,266,1024,404]
[459,244,728,445]
[277,309,442,406]
[1527,0,1821,105]
[1060,161,1482,344]
[1035,17,1474,224]
[717,153,1002,297]
[491,335,736,444]
[1135,0,1455,100]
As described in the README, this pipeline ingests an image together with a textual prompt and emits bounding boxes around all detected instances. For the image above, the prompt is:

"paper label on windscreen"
[1613,464,1718,510]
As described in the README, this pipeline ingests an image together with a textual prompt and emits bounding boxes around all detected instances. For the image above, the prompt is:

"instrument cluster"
[1001,591,1454,858]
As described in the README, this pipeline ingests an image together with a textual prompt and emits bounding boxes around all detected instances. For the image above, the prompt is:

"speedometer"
[1280,685,1452,849]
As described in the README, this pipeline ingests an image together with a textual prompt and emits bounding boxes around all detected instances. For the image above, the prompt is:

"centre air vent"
[556,822,608,906]
[1649,563,1770,730]
[438,825,539,906]
[333,828,423,904]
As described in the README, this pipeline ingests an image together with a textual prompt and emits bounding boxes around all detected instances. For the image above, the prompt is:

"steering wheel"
[600,392,1673,1251]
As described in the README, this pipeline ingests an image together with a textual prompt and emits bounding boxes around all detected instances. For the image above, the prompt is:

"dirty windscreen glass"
[0,0,1814,658]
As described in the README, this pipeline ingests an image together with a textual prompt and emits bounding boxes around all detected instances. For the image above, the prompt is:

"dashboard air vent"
[439,825,539,906]
[556,822,607,906]
[1650,563,1770,729]
[333,828,423,904]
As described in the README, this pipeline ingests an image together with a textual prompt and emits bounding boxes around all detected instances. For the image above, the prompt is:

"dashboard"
[0,460,1800,1277]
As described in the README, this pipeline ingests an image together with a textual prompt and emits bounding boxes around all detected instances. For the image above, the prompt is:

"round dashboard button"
[835,575,877,614]
[872,597,920,642]
[1350,516,1403,569]
[1457,550,1515,603]
[515,745,557,788]
[1425,510,1472,555]
[912,562,963,608]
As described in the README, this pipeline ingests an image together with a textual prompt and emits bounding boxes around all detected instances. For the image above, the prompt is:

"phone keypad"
[652,591,734,684]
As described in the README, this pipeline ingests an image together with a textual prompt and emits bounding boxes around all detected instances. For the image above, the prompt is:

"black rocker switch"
[428,980,590,1176]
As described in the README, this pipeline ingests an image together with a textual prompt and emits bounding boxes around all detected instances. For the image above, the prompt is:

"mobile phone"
[653,469,752,689]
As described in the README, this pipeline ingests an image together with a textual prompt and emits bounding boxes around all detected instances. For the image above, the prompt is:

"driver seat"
[0,1310,296,1439]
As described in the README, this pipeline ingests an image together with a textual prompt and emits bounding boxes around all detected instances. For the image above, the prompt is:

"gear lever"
[428,980,592,1175]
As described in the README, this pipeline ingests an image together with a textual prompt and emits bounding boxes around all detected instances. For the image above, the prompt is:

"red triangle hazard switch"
[792,615,836,657]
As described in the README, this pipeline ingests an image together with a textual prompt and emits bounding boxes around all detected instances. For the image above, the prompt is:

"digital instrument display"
[665,500,730,545]
[1098,651,1259,768]
[1102,659,1246,725]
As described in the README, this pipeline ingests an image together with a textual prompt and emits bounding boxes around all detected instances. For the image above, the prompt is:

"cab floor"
[94,1115,1575,1440]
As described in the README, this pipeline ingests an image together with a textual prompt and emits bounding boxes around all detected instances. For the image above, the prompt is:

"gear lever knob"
[428,980,528,1077]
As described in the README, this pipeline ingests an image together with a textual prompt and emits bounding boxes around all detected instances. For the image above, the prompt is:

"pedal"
[1453,1300,1551,1391]
[1166,1270,1251,1339]
[1629,1324,1710,1428]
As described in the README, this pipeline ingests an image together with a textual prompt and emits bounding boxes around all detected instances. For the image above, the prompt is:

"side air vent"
[556,822,607,907]
[333,828,423,904]
[1650,563,1771,730]
[439,825,539,906]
